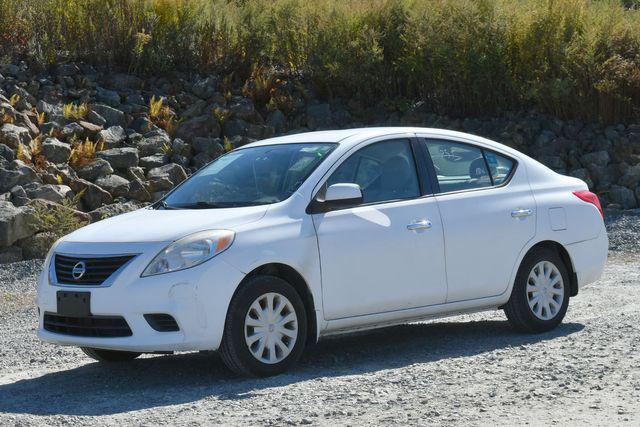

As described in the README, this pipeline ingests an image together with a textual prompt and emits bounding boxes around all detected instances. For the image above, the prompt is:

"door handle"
[511,208,533,218]
[407,220,432,231]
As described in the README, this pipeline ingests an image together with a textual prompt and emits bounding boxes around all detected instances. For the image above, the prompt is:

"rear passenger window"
[424,140,492,192]
[483,151,514,185]
[424,139,515,192]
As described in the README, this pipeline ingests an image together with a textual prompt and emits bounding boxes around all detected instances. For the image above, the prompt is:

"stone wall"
[0,61,638,262]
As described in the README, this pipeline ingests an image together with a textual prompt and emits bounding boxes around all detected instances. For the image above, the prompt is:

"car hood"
[63,205,269,243]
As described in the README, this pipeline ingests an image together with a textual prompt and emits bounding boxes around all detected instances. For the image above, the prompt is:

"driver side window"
[327,139,420,204]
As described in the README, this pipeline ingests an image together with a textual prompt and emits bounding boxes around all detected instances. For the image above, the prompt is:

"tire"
[81,347,142,362]
[504,247,570,333]
[219,275,307,377]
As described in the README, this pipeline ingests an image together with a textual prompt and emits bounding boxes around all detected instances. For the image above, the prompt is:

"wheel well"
[525,241,578,297]
[243,263,318,344]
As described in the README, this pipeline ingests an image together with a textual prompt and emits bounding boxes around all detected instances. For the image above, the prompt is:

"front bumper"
[36,241,245,352]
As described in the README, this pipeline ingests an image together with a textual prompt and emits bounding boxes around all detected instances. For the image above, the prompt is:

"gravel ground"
[0,214,639,426]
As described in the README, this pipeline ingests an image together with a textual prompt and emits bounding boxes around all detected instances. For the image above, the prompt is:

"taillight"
[573,190,604,219]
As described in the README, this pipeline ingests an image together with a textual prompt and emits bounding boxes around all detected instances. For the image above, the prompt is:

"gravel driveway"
[1,213,639,426]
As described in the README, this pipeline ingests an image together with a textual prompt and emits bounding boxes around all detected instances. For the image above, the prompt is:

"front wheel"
[81,347,141,362]
[219,275,307,377]
[504,247,570,333]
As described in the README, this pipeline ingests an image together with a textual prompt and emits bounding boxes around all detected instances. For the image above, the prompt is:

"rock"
[608,185,637,209]
[78,120,102,135]
[0,201,36,247]
[88,201,145,222]
[55,63,79,76]
[14,112,40,137]
[129,116,156,134]
[171,154,190,169]
[147,163,187,186]
[18,232,57,259]
[306,103,333,129]
[0,245,22,263]
[171,138,191,157]
[619,164,640,189]
[182,99,207,119]
[97,125,126,148]
[229,98,257,121]
[105,73,142,90]
[39,121,61,136]
[175,115,221,141]
[581,150,610,167]
[97,147,139,169]
[0,124,31,148]
[247,124,274,139]
[147,175,174,192]
[96,86,120,106]
[267,109,287,134]
[0,144,15,162]
[126,93,145,105]
[95,174,130,197]
[0,164,41,193]
[126,166,146,181]
[192,137,224,157]
[35,100,64,120]
[76,159,114,181]
[140,154,169,169]
[41,137,71,163]
[128,178,152,202]
[9,185,29,206]
[86,110,107,127]
[23,183,71,203]
[191,152,212,169]
[27,198,91,223]
[61,122,85,139]
[192,76,218,99]
[569,168,594,189]
[223,118,249,137]
[136,130,170,156]
[91,104,126,127]
[69,178,113,210]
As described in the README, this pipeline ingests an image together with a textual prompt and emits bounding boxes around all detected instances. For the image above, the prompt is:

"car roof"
[243,127,512,153]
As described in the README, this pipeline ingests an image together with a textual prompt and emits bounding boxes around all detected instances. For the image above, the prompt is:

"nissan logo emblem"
[72,261,87,280]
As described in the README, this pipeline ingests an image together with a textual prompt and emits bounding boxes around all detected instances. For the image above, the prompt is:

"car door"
[311,137,448,320]
[420,137,536,302]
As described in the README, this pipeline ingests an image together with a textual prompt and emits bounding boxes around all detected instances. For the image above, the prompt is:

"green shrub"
[2,0,640,123]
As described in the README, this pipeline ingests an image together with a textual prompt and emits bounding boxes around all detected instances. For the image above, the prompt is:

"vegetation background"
[1,0,640,123]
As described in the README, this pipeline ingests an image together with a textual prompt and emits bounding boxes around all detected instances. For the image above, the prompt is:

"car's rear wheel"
[219,275,307,377]
[81,347,141,362]
[504,247,570,333]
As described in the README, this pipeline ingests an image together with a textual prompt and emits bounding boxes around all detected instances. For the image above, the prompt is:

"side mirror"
[307,183,363,214]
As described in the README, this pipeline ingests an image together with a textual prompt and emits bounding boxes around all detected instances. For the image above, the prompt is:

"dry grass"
[1,0,640,122]
[68,137,103,168]
[62,103,89,120]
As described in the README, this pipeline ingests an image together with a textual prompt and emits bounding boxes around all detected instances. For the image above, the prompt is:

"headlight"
[141,230,235,277]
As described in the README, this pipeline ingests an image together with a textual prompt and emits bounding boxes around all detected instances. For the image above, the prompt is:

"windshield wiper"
[175,201,228,209]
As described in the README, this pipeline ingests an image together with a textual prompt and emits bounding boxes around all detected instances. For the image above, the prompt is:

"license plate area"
[57,291,91,317]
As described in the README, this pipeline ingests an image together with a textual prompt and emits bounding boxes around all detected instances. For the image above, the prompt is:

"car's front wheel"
[219,275,307,377]
[504,247,570,333]
[81,347,141,362]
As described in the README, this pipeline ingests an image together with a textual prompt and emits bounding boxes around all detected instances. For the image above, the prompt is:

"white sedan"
[36,127,608,376]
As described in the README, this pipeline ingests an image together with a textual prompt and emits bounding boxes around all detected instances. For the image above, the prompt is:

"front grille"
[54,254,136,285]
[144,313,180,332]
[43,313,132,337]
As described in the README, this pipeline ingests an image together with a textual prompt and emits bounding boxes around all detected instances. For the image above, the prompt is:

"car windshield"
[162,143,336,209]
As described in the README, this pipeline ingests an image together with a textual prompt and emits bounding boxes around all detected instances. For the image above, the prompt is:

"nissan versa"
[36,128,608,377]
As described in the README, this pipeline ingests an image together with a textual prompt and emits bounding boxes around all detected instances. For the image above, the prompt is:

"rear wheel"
[81,347,141,362]
[504,247,570,333]
[219,275,307,377]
